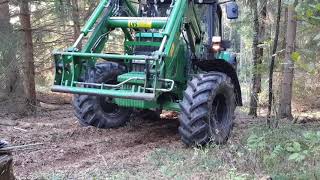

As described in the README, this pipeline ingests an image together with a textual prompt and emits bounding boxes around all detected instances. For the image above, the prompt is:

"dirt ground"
[1,90,319,180]
[1,104,188,179]
[1,104,303,179]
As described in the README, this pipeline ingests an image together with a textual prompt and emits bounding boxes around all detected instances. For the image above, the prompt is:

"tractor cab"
[139,0,172,17]
[192,0,238,69]
[193,0,238,59]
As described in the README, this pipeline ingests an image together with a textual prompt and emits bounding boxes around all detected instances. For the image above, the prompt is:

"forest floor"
[1,102,320,180]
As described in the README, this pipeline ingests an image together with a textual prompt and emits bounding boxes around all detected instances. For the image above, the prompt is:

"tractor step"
[136,32,164,38]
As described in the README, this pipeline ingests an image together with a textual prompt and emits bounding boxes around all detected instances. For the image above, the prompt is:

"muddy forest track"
[1,105,185,179]
[0,105,255,179]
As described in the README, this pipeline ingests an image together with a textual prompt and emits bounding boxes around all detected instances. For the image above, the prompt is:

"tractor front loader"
[52,0,242,146]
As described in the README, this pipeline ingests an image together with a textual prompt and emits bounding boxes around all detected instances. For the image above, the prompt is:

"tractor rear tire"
[178,72,236,146]
[72,62,132,128]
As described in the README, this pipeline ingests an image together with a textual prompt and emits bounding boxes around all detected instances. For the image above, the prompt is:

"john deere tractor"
[52,0,242,146]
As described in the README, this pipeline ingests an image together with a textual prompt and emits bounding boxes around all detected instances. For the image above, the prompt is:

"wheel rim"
[98,96,121,116]
[209,94,229,136]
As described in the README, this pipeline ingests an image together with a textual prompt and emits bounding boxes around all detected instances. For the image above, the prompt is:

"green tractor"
[52,0,242,146]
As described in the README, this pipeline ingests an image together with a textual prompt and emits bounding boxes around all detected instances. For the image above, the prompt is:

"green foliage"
[247,134,266,151]
[245,123,320,178]
[303,131,320,146]
[297,1,320,26]
[283,0,296,6]
[285,141,301,153]
[285,141,308,162]
[291,52,301,62]
[296,1,320,47]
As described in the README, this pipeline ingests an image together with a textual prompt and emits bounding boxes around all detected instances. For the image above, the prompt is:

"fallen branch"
[13,127,28,132]
[0,121,18,127]
[0,143,43,153]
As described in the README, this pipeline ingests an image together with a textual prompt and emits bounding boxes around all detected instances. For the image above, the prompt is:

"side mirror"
[226,2,238,19]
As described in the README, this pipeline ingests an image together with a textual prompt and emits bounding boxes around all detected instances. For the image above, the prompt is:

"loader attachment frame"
[52,0,191,109]
[52,0,240,110]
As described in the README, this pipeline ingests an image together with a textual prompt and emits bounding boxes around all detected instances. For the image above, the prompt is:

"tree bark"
[19,0,37,112]
[282,8,288,51]
[0,0,19,97]
[278,1,297,119]
[249,0,260,116]
[258,2,266,91]
[71,0,81,48]
[268,0,282,117]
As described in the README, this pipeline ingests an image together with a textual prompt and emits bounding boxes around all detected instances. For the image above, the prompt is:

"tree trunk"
[278,1,297,119]
[282,8,288,51]
[268,0,282,117]
[0,0,27,115]
[0,0,19,97]
[19,0,37,112]
[71,0,81,48]
[249,0,260,116]
[258,2,266,91]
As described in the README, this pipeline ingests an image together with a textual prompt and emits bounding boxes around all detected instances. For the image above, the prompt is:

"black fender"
[195,59,243,106]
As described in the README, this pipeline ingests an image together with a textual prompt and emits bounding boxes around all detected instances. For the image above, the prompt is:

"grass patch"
[149,147,226,179]
[148,121,320,179]
[244,123,320,179]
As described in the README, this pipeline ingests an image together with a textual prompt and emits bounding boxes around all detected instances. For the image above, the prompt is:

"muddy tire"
[178,72,236,146]
[72,62,132,128]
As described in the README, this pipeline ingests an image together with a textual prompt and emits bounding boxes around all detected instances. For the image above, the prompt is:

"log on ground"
[0,154,14,180]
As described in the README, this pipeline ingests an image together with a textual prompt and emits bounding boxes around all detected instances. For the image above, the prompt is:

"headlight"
[212,36,222,52]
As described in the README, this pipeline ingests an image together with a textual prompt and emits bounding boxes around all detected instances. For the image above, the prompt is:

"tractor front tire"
[72,62,132,128]
[179,72,236,146]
